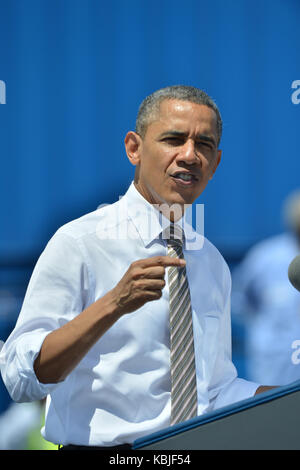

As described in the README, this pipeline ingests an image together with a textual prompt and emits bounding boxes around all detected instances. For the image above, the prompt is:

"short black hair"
[135,85,222,145]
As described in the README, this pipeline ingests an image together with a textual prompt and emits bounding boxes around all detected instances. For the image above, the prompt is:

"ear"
[124,131,143,166]
[209,149,222,180]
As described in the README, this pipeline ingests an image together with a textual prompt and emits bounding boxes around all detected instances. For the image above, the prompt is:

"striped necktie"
[166,224,198,425]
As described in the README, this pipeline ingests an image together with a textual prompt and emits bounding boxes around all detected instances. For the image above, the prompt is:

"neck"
[133,181,187,223]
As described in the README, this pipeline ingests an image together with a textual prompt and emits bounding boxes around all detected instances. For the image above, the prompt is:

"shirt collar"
[123,181,204,250]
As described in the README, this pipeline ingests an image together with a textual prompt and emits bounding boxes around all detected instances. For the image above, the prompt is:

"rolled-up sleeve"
[0,230,91,403]
[0,329,57,402]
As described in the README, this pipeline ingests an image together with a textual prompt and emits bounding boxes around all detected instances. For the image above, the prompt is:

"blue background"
[1,0,300,261]
[0,0,300,412]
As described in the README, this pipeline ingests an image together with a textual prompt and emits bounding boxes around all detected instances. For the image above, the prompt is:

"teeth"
[175,173,193,181]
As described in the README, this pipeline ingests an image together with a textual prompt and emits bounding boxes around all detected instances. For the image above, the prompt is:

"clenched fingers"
[133,255,186,269]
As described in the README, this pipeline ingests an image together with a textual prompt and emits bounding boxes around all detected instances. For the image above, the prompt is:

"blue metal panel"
[0,0,300,261]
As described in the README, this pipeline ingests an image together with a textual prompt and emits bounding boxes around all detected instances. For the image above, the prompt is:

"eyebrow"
[159,130,217,147]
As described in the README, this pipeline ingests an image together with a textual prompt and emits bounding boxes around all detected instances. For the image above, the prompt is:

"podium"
[133,380,300,450]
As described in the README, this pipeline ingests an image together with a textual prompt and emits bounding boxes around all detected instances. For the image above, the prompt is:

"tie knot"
[163,224,184,247]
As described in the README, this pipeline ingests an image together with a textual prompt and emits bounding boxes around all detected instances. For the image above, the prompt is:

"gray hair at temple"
[283,189,300,233]
[135,85,223,146]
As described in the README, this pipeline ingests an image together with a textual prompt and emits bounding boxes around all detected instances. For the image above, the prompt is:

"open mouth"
[170,172,198,184]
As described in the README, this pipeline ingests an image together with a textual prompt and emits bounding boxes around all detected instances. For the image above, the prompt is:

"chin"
[171,191,198,206]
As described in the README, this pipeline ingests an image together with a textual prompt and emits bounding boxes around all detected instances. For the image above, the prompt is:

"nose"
[177,139,199,165]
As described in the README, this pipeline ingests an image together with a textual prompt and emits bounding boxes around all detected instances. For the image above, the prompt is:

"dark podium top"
[133,380,300,450]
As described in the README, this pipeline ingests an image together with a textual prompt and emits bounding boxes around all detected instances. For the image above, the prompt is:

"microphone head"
[288,255,300,292]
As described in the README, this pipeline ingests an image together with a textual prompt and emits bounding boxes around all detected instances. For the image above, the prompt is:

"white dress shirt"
[0,182,259,446]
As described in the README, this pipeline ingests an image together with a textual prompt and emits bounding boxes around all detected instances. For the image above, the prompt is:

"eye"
[196,141,213,150]
[163,137,183,146]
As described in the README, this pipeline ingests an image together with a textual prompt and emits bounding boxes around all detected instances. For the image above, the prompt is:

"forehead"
[149,99,218,136]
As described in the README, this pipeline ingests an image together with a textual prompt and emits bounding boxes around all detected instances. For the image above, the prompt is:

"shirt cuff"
[212,377,260,411]
[3,330,60,402]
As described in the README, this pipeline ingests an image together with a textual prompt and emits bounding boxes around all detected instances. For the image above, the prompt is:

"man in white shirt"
[232,191,300,386]
[0,85,274,449]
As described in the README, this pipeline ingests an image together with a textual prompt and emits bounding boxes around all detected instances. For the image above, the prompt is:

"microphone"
[288,255,300,292]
